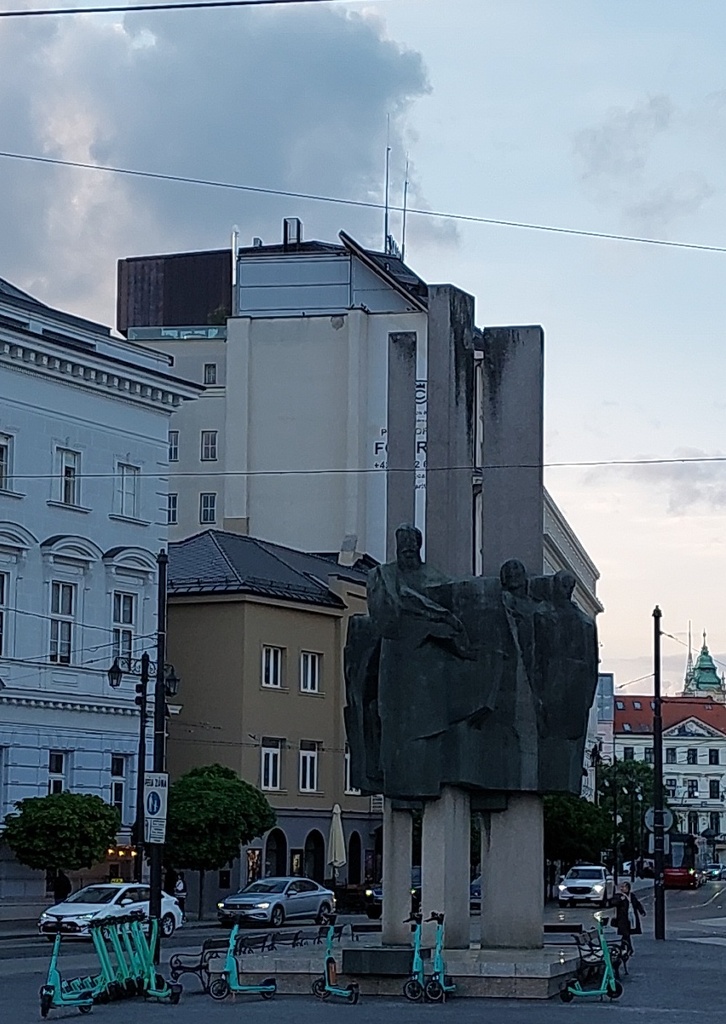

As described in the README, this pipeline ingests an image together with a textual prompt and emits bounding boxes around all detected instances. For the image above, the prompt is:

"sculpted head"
[395,524,423,571]
[500,559,527,594]
[553,570,576,604]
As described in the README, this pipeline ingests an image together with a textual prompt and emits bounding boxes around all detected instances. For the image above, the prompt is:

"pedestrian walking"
[174,872,188,921]
[611,881,646,956]
[53,869,72,904]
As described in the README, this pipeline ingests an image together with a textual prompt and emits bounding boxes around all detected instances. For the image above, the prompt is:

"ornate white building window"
[49,582,75,664]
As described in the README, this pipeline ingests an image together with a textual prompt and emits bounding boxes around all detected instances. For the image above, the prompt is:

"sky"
[2,0,726,694]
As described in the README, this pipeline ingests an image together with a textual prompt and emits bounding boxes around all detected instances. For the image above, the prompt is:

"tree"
[164,764,276,919]
[597,758,670,867]
[543,793,612,868]
[3,792,120,874]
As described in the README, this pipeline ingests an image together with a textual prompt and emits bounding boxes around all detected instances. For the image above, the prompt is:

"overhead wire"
[0,0,370,17]
[0,150,725,255]
[3,453,726,481]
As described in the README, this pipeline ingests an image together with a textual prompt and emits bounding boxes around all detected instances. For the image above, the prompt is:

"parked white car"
[38,883,183,938]
[558,865,614,907]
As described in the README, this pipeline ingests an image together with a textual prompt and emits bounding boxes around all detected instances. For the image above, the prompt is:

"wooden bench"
[351,922,383,942]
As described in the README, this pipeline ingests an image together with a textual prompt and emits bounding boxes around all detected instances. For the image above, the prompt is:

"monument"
[344,525,598,949]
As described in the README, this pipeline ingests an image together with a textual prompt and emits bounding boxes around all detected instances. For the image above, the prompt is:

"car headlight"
[592,884,604,893]
[365,889,373,897]
[558,884,566,891]
[254,902,270,910]
[76,913,95,920]
[40,913,52,920]
[217,902,224,909]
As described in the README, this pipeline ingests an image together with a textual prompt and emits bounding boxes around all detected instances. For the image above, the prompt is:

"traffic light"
[135,683,145,707]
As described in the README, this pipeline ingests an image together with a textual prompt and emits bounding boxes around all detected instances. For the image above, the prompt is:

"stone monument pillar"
[421,787,471,948]
[477,325,545,949]
[480,794,544,948]
[381,800,413,946]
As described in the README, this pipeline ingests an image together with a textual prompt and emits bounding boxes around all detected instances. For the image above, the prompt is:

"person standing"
[174,872,188,921]
[612,881,646,955]
[53,870,72,904]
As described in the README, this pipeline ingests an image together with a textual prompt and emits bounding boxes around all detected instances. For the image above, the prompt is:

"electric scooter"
[402,913,425,1002]
[560,913,624,1003]
[39,928,94,1018]
[311,915,359,1004]
[423,912,456,1003]
[208,917,276,1000]
[128,913,182,1003]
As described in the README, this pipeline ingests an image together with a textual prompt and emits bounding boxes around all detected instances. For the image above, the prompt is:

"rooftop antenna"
[230,224,239,317]
[383,114,391,252]
[401,156,410,261]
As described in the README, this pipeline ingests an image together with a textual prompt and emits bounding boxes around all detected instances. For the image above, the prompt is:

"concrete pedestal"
[381,799,412,946]
[480,794,544,949]
[421,786,471,949]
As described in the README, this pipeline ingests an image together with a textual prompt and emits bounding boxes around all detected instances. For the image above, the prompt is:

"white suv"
[558,865,614,907]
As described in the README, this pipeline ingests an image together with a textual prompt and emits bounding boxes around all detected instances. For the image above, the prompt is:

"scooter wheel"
[260,979,276,1000]
[40,991,53,1019]
[403,979,424,1002]
[208,978,230,1002]
[169,985,182,1005]
[311,978,329,1000]
[347,984,359,1004]
[78,1005,93,1014]
[560,987,575,1003]
[424,979,445,1003]
[607,980,624,1000]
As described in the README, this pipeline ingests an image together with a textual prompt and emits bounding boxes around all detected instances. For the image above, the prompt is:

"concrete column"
[425,284,475,575]
[480,794,544,948]
[385,331,417,555]
[421,786,471,949]
[381,799,412,946]
[477,325,544,575]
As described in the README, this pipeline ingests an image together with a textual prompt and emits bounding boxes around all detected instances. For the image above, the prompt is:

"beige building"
[166,528,378,910]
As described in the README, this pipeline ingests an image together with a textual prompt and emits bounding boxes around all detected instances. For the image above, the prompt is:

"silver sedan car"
[217,876,335,928]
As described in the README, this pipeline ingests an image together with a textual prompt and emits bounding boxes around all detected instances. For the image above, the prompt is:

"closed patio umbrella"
[328,803,347,882]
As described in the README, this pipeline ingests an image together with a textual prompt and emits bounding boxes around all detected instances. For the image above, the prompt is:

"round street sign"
[644,807,674,832]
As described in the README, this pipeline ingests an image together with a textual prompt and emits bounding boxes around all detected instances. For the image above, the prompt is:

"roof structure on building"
[168,530,371,607]
[683,630,725,696]
[0,274,111,338]
[614,695,726,736]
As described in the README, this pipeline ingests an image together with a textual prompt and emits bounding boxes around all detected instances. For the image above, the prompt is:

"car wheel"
[316,902,332,925]
[160,913,176,938]
[270,905,285,928]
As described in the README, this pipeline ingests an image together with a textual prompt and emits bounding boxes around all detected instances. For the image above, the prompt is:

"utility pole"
[613,757,619,887]
[148,550,168,963]
[653,605,666,940]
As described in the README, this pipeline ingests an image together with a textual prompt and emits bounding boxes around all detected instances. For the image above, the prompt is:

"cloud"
[591,447,726,514]
[573,95,715,233]
[0,4,439,323]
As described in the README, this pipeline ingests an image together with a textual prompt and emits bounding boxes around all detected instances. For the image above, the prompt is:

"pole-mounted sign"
[143,771,169,844]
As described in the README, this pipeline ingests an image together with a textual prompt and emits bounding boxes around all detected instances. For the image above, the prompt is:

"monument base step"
[225,947,579,999]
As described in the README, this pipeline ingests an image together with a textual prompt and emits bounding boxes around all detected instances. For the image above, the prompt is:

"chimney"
[283,217,303,250]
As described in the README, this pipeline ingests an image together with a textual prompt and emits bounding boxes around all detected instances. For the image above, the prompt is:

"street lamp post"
[107,651,150,882]
[653,605,666,941]
[107,551,177,962]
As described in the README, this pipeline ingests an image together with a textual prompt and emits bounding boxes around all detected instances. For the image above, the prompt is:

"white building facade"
[615,695,726,846]
[0,278,198,903]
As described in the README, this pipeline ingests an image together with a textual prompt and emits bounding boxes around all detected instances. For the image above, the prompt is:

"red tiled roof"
[614,695,726,736]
